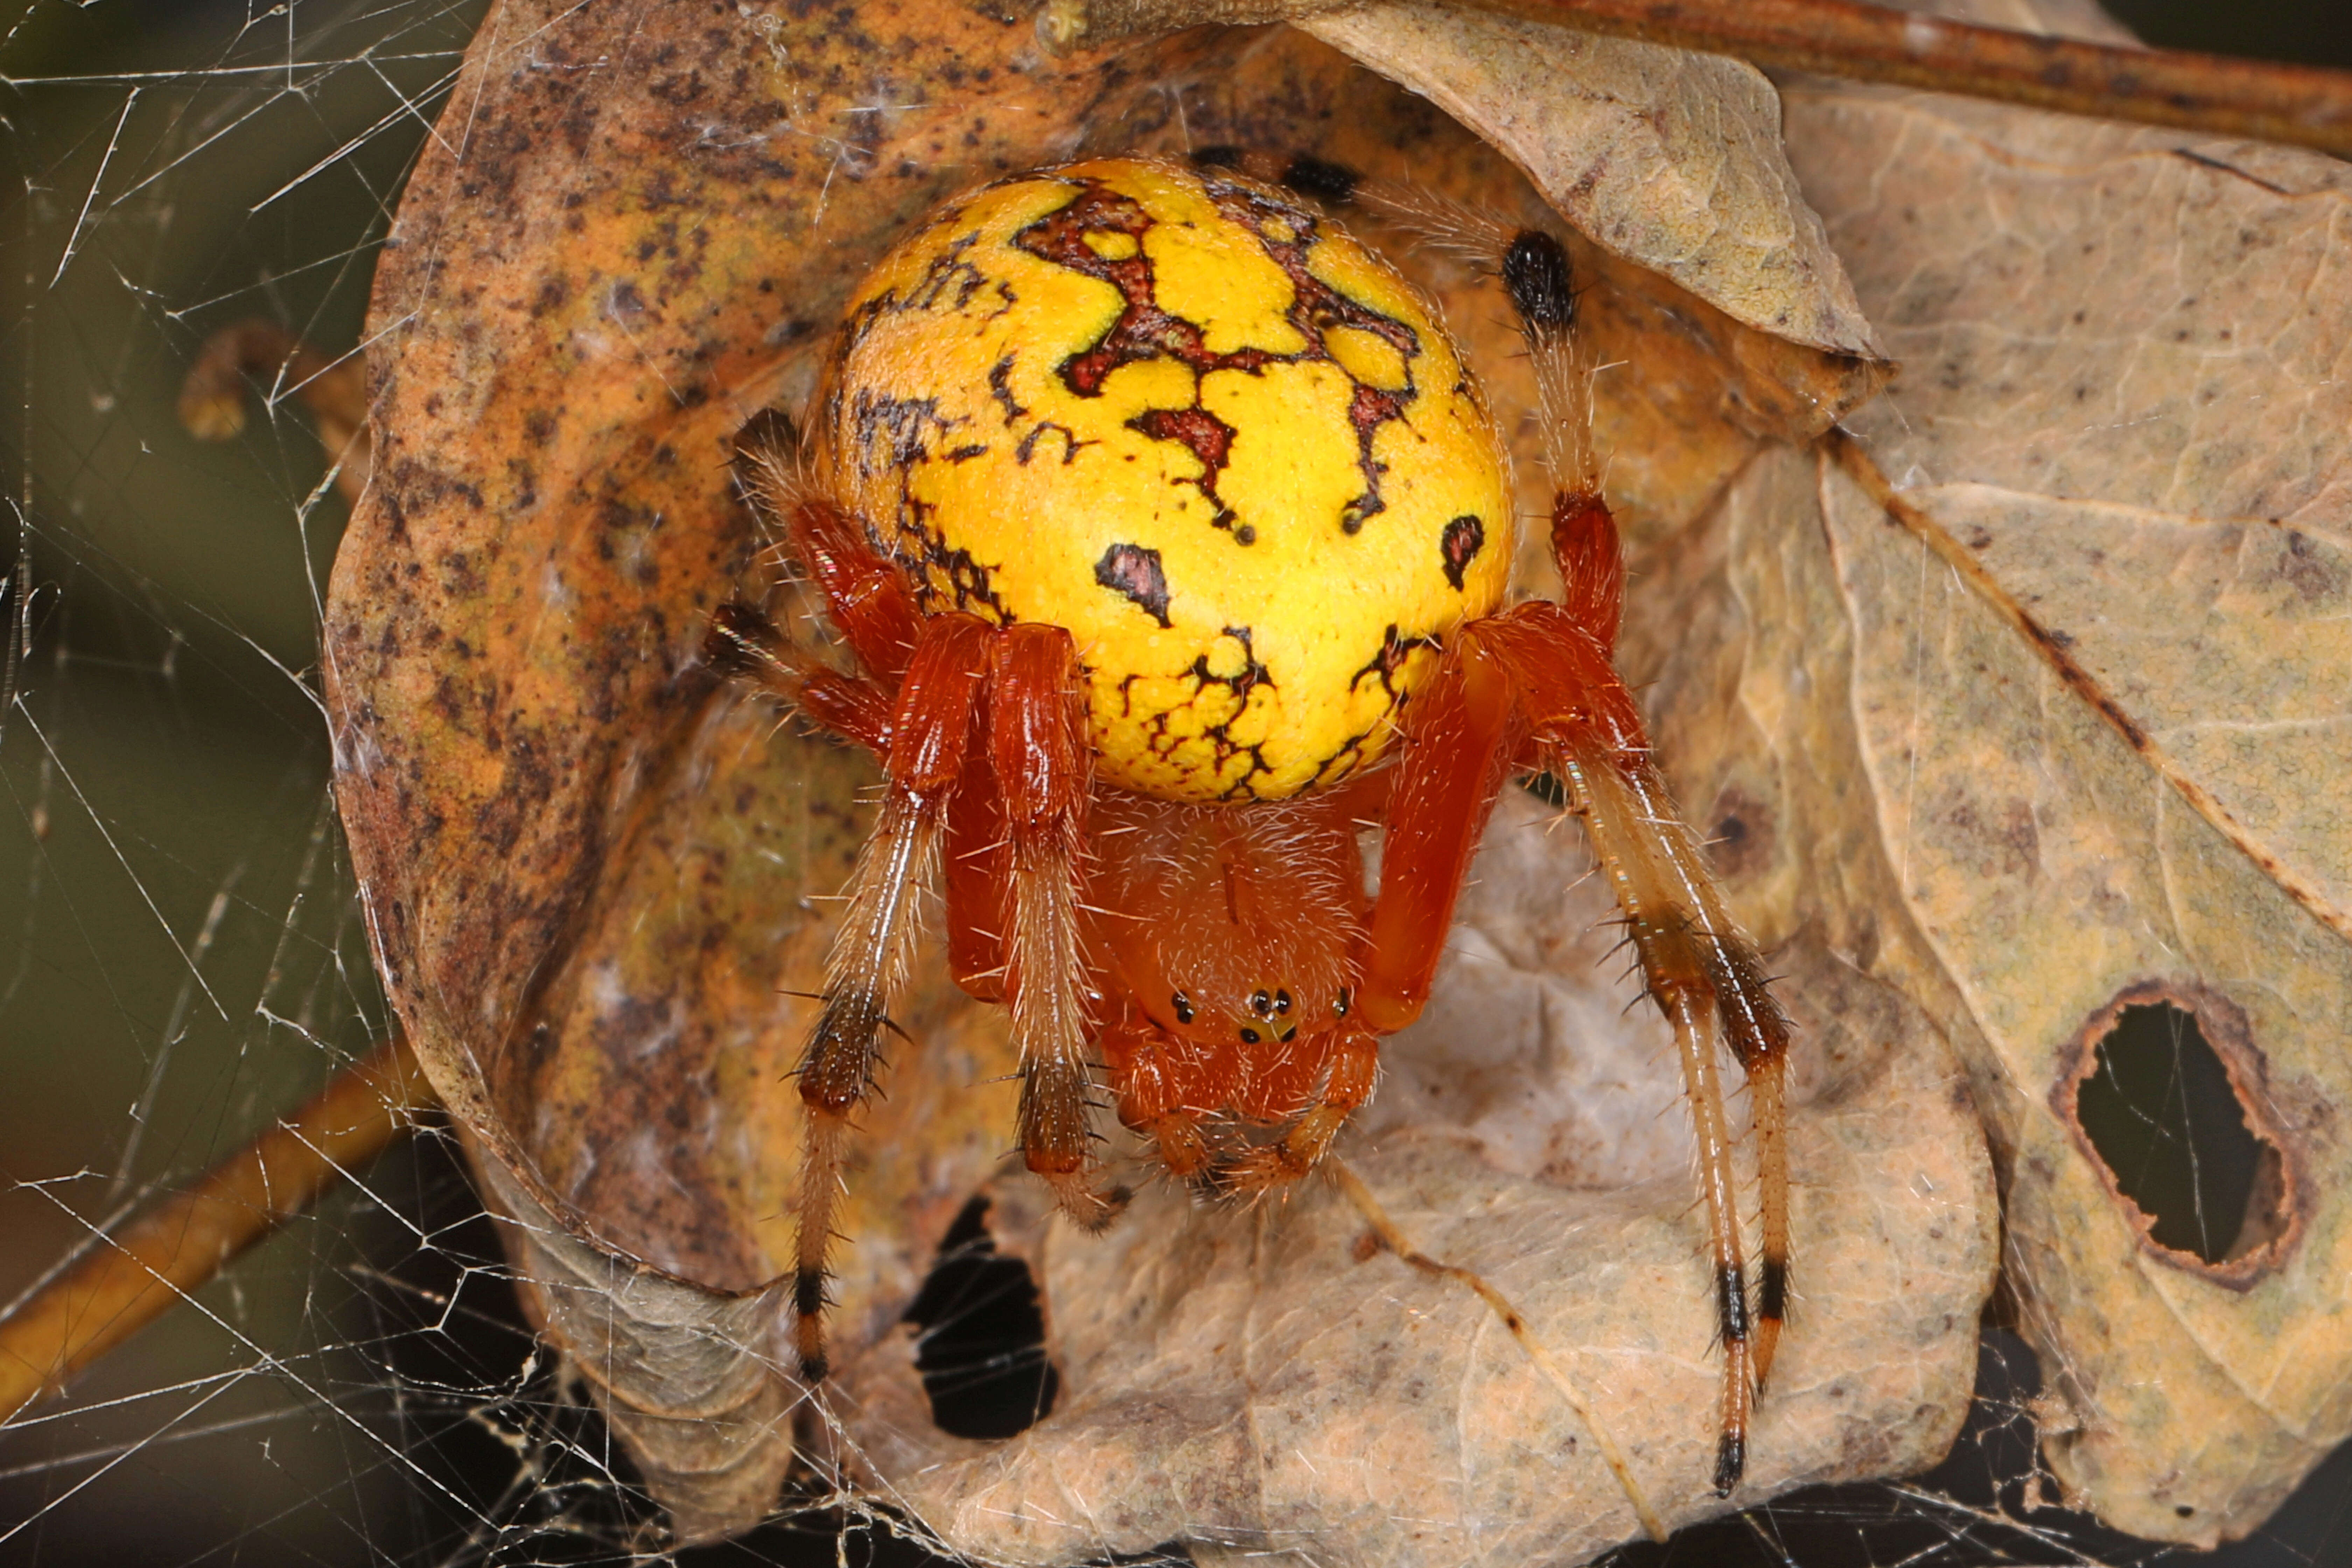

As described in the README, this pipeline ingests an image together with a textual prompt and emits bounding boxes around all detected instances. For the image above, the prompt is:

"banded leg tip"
[1712,1432,1746,1497]
[1044,1171,1128,1233]
[791,1267,833,1382]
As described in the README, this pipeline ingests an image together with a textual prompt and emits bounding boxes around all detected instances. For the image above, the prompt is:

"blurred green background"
[0,0,2346,1564]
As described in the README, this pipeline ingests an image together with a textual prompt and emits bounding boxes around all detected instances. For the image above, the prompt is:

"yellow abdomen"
[820,157,1513,803]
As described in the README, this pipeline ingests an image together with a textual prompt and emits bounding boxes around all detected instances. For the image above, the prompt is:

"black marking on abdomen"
[1129,405,1242,537]
[987,354,1027,425]
[1096,542,1174,626]
[1440,514,1485,590]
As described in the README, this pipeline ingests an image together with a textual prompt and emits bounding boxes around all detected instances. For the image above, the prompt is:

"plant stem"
[1484,0,2352,154]
[0,1035,432,1422]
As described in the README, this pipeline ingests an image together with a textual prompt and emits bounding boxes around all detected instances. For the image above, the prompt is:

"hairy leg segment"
[715,435,1123,1382]
[1312,171,1793,1493]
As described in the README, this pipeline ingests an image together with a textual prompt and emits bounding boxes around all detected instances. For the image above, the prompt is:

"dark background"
[1,0,2347,1563]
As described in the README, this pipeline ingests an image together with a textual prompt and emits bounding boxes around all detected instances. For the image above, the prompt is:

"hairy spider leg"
[787,610,991,1381]
[705,601,895,751]
[1488,208,1790,1493]
[1298,179,1792,1489]
[1473,601,1770,1497]
[736,409,923,681]
[1548,492,1795,1398]
[941,745,1010,1005]
[985,624,1124,1230]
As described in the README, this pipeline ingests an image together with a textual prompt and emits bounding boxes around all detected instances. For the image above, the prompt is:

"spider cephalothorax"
[713,153,1790,1494]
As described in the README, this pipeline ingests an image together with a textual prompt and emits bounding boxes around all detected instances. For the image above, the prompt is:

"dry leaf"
[1302,1,1882,360]
[323,0,1153,1528]
[1710,9,2352,1545]
[326,0,1992,1557]
[843,788,1995,1566]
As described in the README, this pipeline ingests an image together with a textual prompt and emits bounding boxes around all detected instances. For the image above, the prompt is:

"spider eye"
[1240,1027,1262,1045]
[1334,987,1352,1018]
[1273,988,1293,1015]
[1172,992,1195,1025]
[1249,988,1273,1018]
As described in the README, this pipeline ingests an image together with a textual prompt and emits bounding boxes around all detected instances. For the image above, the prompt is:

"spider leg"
[705,601,895,752]
[735,411,922,679]
[943,750,1010,1004]
[984,623,1124,1229]
[1360,642,1521,1035]
[1550,484,1794,1388]
[1358,593,1779,1494]
[1474,606,1789,1498]
[1486,210,1790,1490]
[789,611,992,1381]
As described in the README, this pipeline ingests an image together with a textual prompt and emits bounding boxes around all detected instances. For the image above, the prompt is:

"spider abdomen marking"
[820,157,1513,803]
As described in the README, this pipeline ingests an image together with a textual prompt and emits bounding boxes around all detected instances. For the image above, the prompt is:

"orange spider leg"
[782,493,922,680]
[943,749,1010,1004]
[789,610,992,1381]
[705,601,895,752]
[736,412,922,679]
[985,623,1122,1228]
[1547,489,1793,1390]
[1385,194,1790,1489]
[1358,646,1521,1037]
[1469,497,1790,1498]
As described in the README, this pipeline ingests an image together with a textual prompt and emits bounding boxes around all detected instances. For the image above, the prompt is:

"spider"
[708,151,1791,1495]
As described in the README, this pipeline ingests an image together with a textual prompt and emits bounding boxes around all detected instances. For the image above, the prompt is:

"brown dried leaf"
[328,0,1993,1557]
[845,789,1995,1565]
[324,0,1169,1531]
[1301,1,1883,360]
[1748,15,2352,1547]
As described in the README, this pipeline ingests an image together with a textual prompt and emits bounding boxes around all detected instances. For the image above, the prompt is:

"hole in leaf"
[2071,997,2286,1268]
[903,1195,1059,1438]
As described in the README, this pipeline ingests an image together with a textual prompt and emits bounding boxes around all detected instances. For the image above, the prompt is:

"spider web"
[0,1,2346,1564]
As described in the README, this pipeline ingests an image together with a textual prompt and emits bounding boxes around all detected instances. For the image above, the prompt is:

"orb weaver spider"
[709,151,1791,1494]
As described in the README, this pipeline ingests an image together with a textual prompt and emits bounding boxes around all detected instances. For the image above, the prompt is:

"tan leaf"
[328,0,1989,1558]
[849,787,1995,1566]
[1302,1,1883,360]
[1745,25,2352,1546]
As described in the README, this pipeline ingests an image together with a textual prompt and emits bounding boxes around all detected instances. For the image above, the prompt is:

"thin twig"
[1047,0,2352,154]
[0,1035,433,1423]
[1479,0,2352,155]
